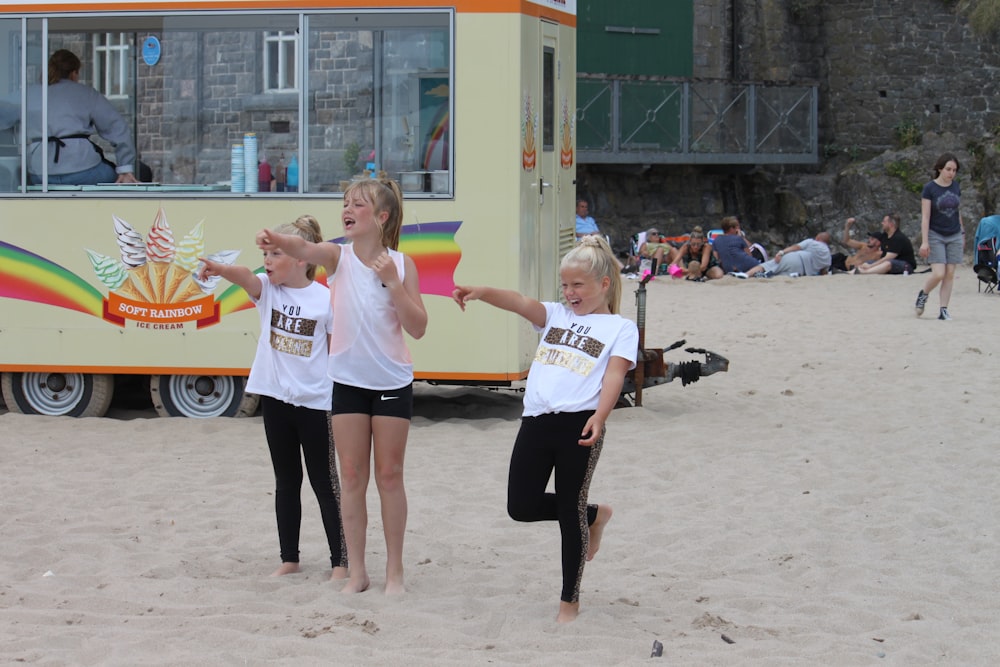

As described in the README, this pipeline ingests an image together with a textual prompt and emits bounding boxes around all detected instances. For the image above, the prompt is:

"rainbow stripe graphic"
[0,221,464,325]
[423,107,450,170]
[216,221,463,316]
[0,222,462,318]
[0,240,105,318]
[397,220,463,297]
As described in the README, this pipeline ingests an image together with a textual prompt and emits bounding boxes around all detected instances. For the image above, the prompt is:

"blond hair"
[274,214,323,280]
[561,235,623,315]
[343,177,405,250]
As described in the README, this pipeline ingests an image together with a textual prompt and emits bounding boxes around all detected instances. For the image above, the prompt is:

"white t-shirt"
[245,274,334,411]
[522,302,639,417]
[327,244,413,390]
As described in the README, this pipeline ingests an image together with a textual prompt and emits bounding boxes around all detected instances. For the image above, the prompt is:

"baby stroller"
[973,215,1000,294]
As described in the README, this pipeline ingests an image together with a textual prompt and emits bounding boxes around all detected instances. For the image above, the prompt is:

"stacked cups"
[243,133,258,193]
[230,143,245,193]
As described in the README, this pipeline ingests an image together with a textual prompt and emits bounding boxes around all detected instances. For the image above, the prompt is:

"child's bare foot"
[586,504,613,562]
[384,564,405,595]
[340,573,370,594]
[557,601,580,623]
[270,562,300,576]
[330,566,349,581]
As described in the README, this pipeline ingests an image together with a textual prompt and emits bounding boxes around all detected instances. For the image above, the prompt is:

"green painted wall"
[577,0,693,76]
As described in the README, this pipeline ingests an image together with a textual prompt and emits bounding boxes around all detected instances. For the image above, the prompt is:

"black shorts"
[331,382,413,420]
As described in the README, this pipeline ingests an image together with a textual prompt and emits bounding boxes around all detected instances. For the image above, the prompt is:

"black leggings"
[507,411,602,603]
[261,396,347,568]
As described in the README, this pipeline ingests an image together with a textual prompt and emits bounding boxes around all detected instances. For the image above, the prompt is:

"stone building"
[579,0,1000,252]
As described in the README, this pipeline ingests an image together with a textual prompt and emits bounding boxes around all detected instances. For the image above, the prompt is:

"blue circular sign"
[142,36,161,67]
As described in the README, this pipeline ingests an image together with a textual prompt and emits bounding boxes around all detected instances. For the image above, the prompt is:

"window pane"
[307,12,451,194]
[265,37,282,90]
[264,31,297,92]
[95,32,129,99]
[0,22,114,189]
[543,47,554,151]
[0,19,43,192]
[1,14,301,192]
[0,12,456,196]
[280,38,296,90]
[123,15,299,189]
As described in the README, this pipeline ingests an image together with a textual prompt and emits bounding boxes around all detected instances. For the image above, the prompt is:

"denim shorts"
[927,229,964,265]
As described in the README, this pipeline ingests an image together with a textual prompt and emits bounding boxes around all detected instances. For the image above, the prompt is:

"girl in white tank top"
[255,178,427,596]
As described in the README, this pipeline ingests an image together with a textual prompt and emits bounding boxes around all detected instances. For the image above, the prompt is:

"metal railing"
[576,76,819,165]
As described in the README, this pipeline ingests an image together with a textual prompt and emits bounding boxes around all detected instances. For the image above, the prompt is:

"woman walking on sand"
[914,152,964,320]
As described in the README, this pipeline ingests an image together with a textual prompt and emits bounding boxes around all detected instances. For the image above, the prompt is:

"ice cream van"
[0,0,577,416]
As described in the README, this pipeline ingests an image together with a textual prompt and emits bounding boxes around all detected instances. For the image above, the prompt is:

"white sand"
[2,271,999,665]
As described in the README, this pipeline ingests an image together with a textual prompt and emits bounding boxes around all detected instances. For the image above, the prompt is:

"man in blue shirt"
[575,199,600,240]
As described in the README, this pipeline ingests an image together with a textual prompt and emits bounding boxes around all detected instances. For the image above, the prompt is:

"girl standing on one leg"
[256,179,426,595]
[915,152,964,320]
[452,236,638,623]
[199,215,347,580]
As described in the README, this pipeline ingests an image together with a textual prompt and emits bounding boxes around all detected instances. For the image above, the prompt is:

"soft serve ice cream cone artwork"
[560,97,575,169]
[99,210,237,305]
[171,249,241,303]
[522,94,537,171]
[163,220,204,303]
[86,249,147,302]
[145,207,175,302]
[114,214,154,301]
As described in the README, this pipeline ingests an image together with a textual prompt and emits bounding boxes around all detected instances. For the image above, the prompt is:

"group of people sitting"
[831,214,917,275]
[576,197,917,282]
[634,226,726,281]
[627,214,916,281]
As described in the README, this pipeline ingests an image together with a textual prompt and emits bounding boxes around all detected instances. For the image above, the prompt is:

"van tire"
[149,374,248,418]
[1,372,114,418]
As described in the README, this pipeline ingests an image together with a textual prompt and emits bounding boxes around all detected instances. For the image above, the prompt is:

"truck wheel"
[150,374,250,418]
[1,372,114,417]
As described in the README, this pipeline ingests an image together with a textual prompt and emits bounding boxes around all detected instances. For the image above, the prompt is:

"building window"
[93,32,129,99]
[264,31,298,91]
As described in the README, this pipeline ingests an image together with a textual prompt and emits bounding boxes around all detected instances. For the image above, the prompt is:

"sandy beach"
[2,269,999,665]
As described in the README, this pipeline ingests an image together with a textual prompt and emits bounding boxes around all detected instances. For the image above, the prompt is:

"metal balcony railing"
[576,76,819,165]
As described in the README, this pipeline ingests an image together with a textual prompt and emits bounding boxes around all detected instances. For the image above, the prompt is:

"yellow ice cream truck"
[0,0,578,416]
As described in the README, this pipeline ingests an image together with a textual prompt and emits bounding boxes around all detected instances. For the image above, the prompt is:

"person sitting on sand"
[673,226,724,281]
[745,232,832,277]
[831,217,885,272]
[853,213,917,275]
[713,216,763,274]
[575,199,601,241]
[639,228,678,276]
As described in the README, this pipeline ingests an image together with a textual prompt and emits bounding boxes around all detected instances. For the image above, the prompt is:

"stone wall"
[696,0,1000,149]
[582,0,1000,256]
